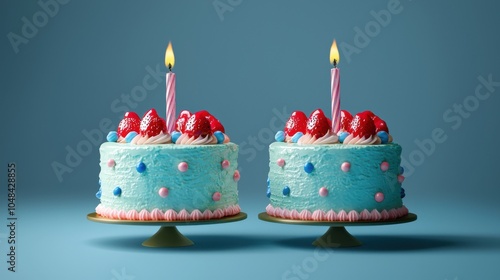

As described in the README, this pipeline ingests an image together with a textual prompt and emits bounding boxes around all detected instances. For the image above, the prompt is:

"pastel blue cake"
[266,142,408,221]
[96,142,241,220]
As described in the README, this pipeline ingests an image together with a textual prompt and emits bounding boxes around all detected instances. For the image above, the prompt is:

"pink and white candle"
[165,41,176,133]
[330,39,341,134]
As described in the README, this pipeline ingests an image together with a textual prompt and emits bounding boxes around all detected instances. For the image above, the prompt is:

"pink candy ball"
[233,170,241,182]
[380,161,389,172]
[178,162,188,172]
[341,162,351,172]
[212,192,221,201]
[375,192,385,203]
[276,158,285,167]
[319,187,328,197]
[107,159,115,168]
[222,160,230,169]
[158,187,169,198]
[398,175,405,183]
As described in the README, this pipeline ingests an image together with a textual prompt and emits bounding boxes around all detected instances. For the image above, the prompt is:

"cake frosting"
[266,109,408,221]
[95,109,241,221]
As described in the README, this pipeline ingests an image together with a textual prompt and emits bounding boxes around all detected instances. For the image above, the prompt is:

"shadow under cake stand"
[258,212,417,247]
[87,212,247,247]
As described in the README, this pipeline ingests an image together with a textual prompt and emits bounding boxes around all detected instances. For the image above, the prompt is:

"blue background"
[1,0,500,279]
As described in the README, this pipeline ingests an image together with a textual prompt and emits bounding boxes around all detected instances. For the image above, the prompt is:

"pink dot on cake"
[212,192,221,201]
[398,175,405,183]
[221,160,230,169]
[276,158,285,167]
[107,159,115,168]
[158,187,169,198]
[380,161,389,171]
[178,162,188,172]
[233,170,240,182]
[375,192,385,202]
[341,162,350,172]
[319,187,328,197]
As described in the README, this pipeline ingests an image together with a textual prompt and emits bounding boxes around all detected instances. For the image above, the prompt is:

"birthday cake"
[95,109,241,221]
[265,109,408,221]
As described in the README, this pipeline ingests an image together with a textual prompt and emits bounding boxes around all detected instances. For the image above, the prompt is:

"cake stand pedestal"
[87,212,247,247]
[258,212,417,247]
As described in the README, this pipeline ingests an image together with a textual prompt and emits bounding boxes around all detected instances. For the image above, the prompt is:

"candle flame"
[330,40,340,66]
[165,41,175,70]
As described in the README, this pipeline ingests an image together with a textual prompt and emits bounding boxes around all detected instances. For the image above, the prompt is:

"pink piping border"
[266,204,408,221]
[96,204,241,221]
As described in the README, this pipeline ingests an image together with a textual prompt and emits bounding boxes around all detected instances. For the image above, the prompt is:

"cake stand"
[87,212,247,247]
[258,212,417,247]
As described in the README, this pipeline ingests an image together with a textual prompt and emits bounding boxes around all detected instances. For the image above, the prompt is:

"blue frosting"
[266,187,271,198]
[98,142,239,212]
[107,131,119,142]
[268,142,404,212]
[275,131,285,142]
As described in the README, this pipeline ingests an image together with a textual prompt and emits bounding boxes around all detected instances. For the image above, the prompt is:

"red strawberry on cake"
[306,109,331,138]
[350,111,376,138]
[140,109,167,137]
[340,110,353,132]
[284,111,308,138]
[117,112,141,138]
[373,115,389,133]
[184,111,212,138]
[175,110,192,133]
[196,110,225,133]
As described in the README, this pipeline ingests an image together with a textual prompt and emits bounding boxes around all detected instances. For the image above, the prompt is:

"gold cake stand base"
[87,212,247,247]
[258,212,417,247]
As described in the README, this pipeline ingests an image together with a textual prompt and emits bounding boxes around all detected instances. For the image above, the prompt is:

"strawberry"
[306,109,331,138]
[195,110,225,133]
[350,111,376,138]
[184,111,212,138]
[340,110,353,132]
[284,111,308,137]
[359,110,376,119]
[140,109,167,137]
[117,112,141,138]
[373,115,389,133]
[175,110,192,133]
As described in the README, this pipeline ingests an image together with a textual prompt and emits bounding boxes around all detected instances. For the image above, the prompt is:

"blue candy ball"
[266,187,271,198]
[291,132,304,143]
[214,131,225,144]
[377,131,389,144]
[113,186,122,197]
[400,188,406,199]
[136,162,146,173]
[125,131,138,143]
[106,131,119,142]
[96,187,102,199]
[282,186,290,196]
[399,166,404,175]
[275,131,285,142]
[338,132,349,143]
[267,178,270,186]
[171,131,182,143]
[304,162,314,173]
